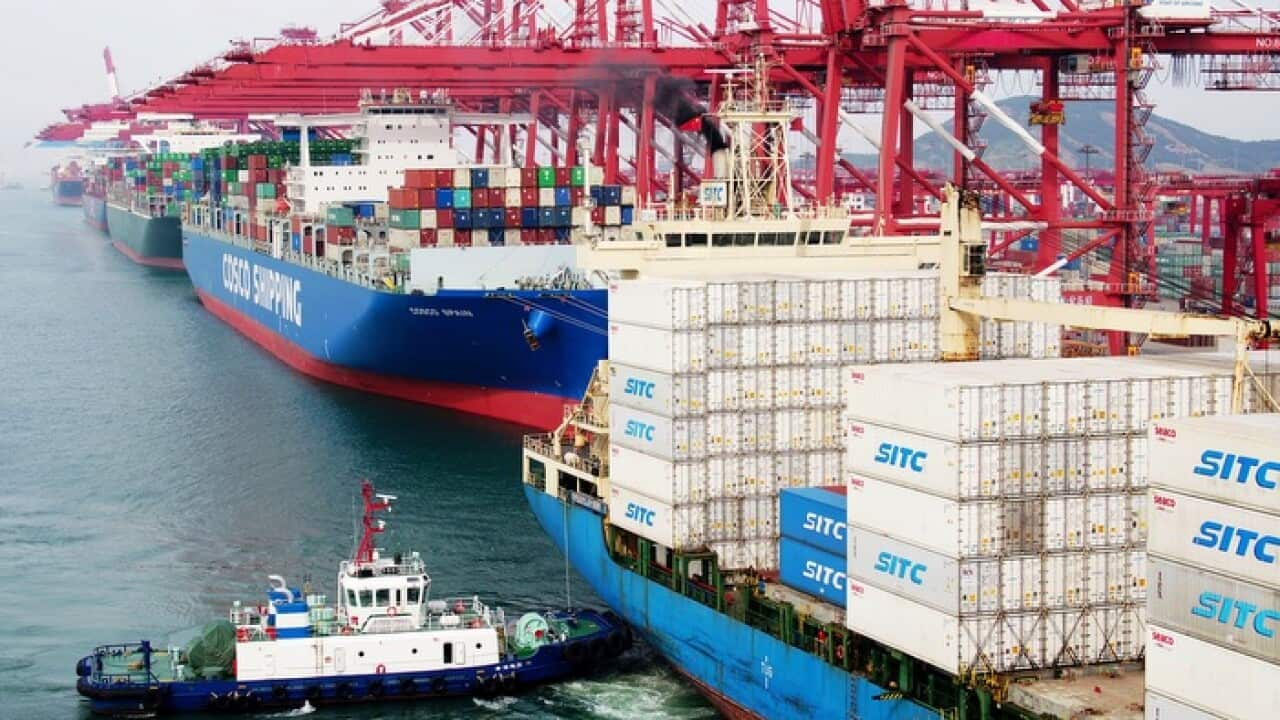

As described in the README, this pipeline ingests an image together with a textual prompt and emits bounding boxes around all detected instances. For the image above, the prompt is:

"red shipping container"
[520,229,538,244]
[248,155,267,170]
[419,229,437,246]
[555,167,571,185]
[454,229,472,247]
[435,169,454,187]
[521,188,539,207]
[303,236,315,254]
[404,169,430,188]
[488,188,505,207]
[590,206,605,224]
[504,208,521,227]
[251,169,268,184]
[570,187,584,205]
[417,189,436,209]
[471,189,488,208]
[437,209,454,228]
[290,216,302,232]
[521,168,538,187]
[537,228,556,244]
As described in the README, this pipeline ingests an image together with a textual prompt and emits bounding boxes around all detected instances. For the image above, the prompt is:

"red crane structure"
[34,0,1280,350]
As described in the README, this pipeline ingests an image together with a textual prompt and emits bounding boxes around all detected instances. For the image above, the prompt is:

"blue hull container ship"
[181,92,619,428]
[521,62,1150,720]
[76,481,630,716]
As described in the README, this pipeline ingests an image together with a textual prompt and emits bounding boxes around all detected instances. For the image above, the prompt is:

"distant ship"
[50,161,84,205]
[76,480,631,716]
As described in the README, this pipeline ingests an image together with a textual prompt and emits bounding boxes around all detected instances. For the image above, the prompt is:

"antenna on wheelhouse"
[354,479,395,565]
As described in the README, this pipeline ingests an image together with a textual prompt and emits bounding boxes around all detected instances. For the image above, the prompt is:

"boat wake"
[267,700,316,717]
[471,695,518,711]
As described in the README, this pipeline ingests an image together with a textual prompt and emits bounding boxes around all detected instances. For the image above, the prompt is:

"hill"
[845,96,1280,175]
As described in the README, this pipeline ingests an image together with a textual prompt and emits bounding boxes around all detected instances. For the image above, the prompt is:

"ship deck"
[513,614,607,659]
[91,646,180,684]
[1004,664,1144,720]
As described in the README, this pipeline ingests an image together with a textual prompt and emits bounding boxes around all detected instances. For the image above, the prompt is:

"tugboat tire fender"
[399,677,417,696]
[305,684,322,701]
[432,677,447,694]
[588,638,607,661]
[606,630,626,657]
[272,684,288,700]
[499,674,518,694]
[562,641,586,663]
[337,681,354,699]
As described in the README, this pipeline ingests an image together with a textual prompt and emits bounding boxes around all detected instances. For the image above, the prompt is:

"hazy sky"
[7,0,1280,180]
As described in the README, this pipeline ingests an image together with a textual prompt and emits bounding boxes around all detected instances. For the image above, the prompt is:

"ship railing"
[422,596,496,630]
[88,643,163,688]
[192,220,397,291]
[641,204,851,224]
[523,434,602,477]
[339,557,428,577]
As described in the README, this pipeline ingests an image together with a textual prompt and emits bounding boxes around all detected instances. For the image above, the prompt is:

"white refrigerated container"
[1148,487,1280,590]
[848,474,1145,559]
[607,484,705,550]
[608,362,705,418]
[1148,414,1280,514]
[1146,624,1280,720]
[609,404,706,462]
[608,278,707,330]
[608,444,707,506]
[844,420,1146,499]
[609,322,706,374]
[846,579,1146,675]
[1148,556,1280,665]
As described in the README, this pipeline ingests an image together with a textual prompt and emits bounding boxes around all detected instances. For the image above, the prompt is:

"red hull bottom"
[195,290,570,429]
[85,217,108,234]
[672,665,762,720]
[111,240,184,270]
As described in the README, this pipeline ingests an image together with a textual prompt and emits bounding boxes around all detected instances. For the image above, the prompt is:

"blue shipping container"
[291,233,302,253]
[436,188,454,209]
[553,207,572,227]
[621,206,634,225]
[470,168,489,188]
[554,187,572,207]
[780,487,847,557]
[779,537,847,608]
[554,227,571,243]
[488,228,505,246]
[520,208,539,228]
[588,186,603,204]
[538,208,557,228]
[454,209,473,229]
[602,185,622,205]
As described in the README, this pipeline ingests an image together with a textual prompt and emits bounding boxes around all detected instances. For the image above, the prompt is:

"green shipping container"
[390,209,421,230]
[570,166,585,187]
[257,183,276,199]
[537,167,556,188]
[327,206,356,227]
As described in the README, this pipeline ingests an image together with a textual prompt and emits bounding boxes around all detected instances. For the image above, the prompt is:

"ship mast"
[353,480,395,565]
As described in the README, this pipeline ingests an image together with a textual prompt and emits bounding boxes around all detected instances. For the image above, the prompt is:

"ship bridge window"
[824,231,844,245]
[711,233,732,247]
[758,232,786,246]
[685,233,707,247]
[375,589,390,607]
[407,587,421,604]
[358,590,373,607]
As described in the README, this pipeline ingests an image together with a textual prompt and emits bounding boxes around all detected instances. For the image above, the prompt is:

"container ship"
[520,68,1280,719]
[82,159,108,233]
[50,161,84,206]
[181,92,627,428]
[99,126,261,268]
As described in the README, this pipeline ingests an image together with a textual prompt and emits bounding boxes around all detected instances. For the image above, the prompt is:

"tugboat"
[76,481,631,716]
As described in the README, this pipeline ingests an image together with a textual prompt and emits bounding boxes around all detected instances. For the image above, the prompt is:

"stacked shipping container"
[1145,414,1280,720]
[386,165,633,249]
[842,353,1280,677]
[778,487,849,607]
[605,273,1063,572]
